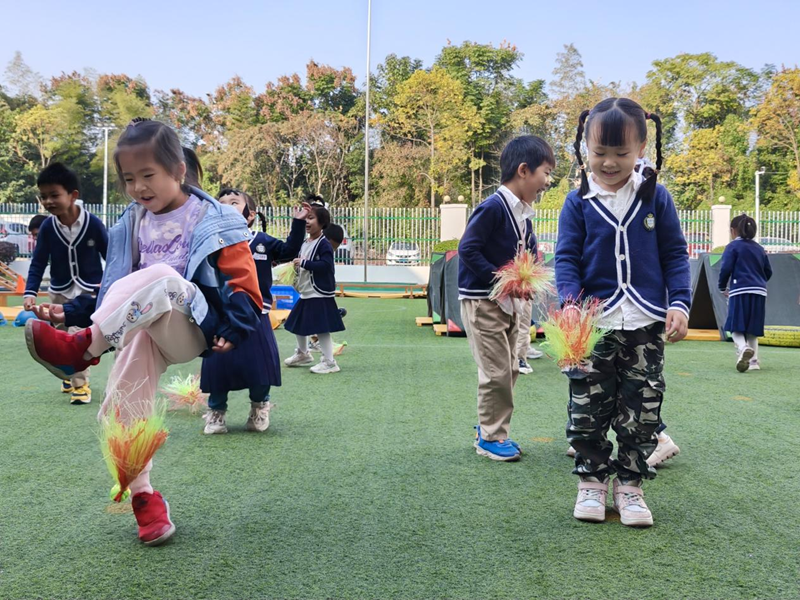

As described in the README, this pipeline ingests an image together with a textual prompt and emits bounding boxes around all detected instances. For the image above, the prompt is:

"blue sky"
[1,0,797,97]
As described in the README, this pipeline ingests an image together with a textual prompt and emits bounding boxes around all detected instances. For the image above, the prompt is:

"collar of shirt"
[55,204,85,238]
[583,170,643,200]
[497,185,535,223]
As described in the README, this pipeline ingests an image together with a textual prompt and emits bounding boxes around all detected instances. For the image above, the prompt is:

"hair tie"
[130,117,150,127]
[644,112,651,120]
[577,164,586,171]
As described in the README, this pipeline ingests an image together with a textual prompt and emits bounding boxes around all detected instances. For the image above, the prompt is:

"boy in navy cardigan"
[24,162,107,404]
[458,136,554,461]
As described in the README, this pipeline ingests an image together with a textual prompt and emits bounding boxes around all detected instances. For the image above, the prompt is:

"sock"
[745,334,759,359]
[296,335,309,353]
[731,332,746,352]
[318,333,334,363]
[129,460,154,497]
[86,324,111,358]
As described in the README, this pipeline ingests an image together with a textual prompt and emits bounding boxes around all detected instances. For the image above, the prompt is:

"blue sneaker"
[473,426,520,461]
[475,426,521,455]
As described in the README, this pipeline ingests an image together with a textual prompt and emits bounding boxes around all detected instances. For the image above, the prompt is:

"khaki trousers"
[516,299,534,362]
[461,299,520,441]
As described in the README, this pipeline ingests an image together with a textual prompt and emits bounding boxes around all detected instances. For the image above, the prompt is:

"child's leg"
[461,299,519,442]
[87,264,204,359]
[207,391,230,412]
[731,331,747,352]
[745,334,759,359]
[612,323,665,485]
[516,300,533,362]
[49,292,90,388]
[317,333,334,363]
[567,331,619,482]
[249,385,271,403]
[295,335,309,353]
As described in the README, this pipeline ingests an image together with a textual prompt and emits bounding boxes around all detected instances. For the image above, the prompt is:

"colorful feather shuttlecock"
[101,402,169,503]
[333,340,348,356]
[161,374,208,413]
[540,299,608,377]
[274,262,298,287]
[489,251,555,303]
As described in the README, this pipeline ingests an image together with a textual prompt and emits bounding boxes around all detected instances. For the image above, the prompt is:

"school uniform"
[201,220,306,396]
[516,227,539,362]
[555,173,691,484]
[718,237,772,337]
[458,185,535,442]
[284,235,345,336]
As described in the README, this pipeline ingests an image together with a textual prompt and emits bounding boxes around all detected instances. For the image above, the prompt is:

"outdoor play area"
[0,293,798,599]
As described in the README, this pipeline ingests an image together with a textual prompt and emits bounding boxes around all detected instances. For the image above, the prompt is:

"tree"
[549,43,586,100]
[3,52,43,100]
[386,67,478,208]
[752,68,800,195]
[372,54,423,116]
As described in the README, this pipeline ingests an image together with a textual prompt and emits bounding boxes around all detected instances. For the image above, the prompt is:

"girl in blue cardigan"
[718,214,772,372]
[555,98,691,528]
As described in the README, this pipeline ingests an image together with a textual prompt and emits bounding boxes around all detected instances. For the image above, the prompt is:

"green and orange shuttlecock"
[101,403,169,503]
[540,298,608,376]
[161,374,208,414]
[274,262,298,287]
[489,250,555,303]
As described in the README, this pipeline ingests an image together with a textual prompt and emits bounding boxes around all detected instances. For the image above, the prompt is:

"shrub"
[433,239,460,253]
[711,246,726,253]
[0,241,18,264]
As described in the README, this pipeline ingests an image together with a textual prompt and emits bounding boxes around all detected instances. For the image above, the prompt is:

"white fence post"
[439,203,468,241]
[711,204,732,249]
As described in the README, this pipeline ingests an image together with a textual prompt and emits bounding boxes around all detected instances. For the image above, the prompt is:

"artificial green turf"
[1,298,798,599]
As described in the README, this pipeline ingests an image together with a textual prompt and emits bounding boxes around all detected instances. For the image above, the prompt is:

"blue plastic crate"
[271,285,300,310]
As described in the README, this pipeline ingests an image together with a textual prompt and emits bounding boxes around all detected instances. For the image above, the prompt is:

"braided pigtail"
[574,110,590,197]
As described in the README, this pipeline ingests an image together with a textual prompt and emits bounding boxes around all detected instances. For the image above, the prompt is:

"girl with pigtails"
[201,189,310,434]
[554,98,691,527]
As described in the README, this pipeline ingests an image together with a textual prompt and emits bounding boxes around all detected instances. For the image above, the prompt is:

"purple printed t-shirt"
[137,194,203,274]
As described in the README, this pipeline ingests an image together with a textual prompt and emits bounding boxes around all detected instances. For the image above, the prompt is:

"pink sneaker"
[573,480,608,522]
[612,479,653,527]
[647,433,680,467]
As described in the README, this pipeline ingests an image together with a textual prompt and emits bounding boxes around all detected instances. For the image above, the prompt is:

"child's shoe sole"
[573,507,606,522]
[737,348,755,372]
[25,321,73,380]
[615,510,653,527]
[473,442,520,462]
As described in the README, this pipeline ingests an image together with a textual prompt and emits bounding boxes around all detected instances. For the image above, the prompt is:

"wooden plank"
[685,329,722,342]
[416,316,433,327]
[433,324,448,336]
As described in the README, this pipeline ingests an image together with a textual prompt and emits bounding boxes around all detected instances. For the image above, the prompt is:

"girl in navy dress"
[283,205,345,374]
[718,214,773,372]
[201,189,310,434]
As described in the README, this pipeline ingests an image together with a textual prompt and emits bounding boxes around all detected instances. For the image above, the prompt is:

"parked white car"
[760,236,800,252]
[0,221,33,256]
[386,242,421,265]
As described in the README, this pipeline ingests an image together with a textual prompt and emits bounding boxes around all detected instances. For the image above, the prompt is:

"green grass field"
[1,298,798,599]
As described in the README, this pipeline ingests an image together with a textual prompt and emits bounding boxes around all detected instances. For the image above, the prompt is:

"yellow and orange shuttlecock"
[489,250,555,303]
[100,403,169,503]
[540,298,608,375]
[161,374,208,414]
[274,262,298,287]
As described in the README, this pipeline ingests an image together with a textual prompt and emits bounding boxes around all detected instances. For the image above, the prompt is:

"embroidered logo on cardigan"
[644,213,656,231]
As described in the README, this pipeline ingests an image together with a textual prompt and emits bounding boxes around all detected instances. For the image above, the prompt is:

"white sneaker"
[749,359,761,371]
[567,446,577,458]
[646,433,680,467]
[526,346,544,360]
[284,350,314,367]
[203,409,228,434]
[308,340,321,353]
[245,401,271,432]
[310,359,340,374]
[518,359,533,375]
[736,346,755,372]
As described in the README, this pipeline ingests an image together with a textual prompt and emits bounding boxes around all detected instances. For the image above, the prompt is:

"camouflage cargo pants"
[566,322,666,485]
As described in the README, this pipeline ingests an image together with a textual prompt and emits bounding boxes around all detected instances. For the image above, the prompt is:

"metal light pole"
[755,167,765,243]
[363,0,372,282]
[101,126,114,226]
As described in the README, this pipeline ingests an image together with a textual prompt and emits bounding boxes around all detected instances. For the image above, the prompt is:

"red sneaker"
[131,491,176,546]
[24,320,100,380]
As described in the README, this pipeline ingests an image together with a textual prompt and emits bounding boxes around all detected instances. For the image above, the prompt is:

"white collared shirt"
[53,205,86,300]
[583,172,657,331]
[497,185,535,239]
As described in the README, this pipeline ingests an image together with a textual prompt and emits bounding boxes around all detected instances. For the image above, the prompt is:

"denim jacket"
[65,187,262,351]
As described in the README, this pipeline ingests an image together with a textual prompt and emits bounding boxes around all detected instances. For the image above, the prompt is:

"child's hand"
[665,309,688,343]
[31,303,66,324]
[723,290,729,298]
[23,297,36,311]
[212,336,234,353]
[293,202,313,220]
[292,258,302,267]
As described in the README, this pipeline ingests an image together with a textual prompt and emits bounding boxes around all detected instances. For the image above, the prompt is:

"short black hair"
[311,205,331,229]
[500,135,555,184]
[324,223,344,245]
[37,162,80,195]
[28,215,47,232]
[731,214,757,240]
